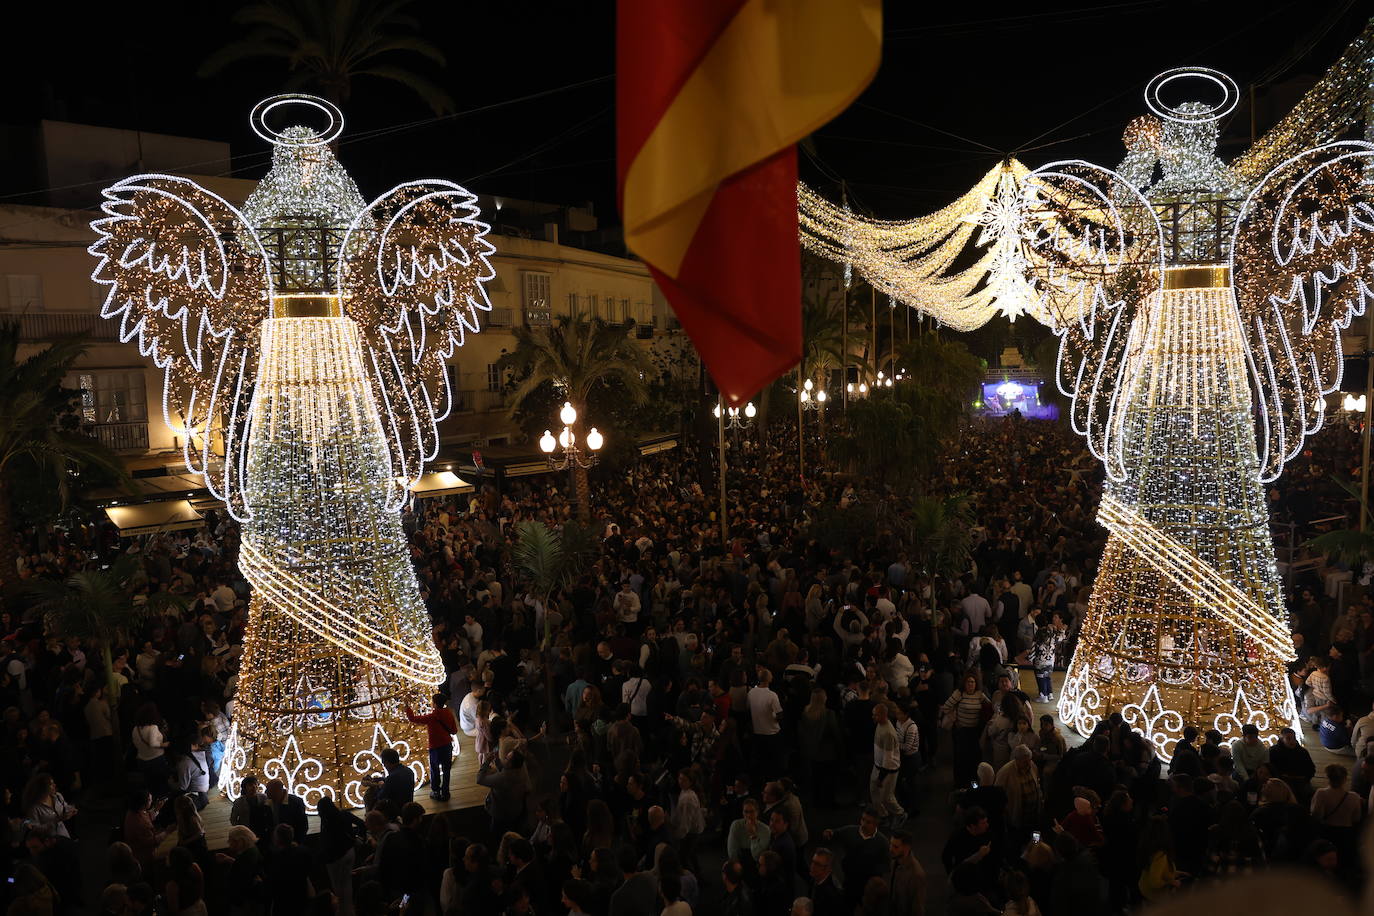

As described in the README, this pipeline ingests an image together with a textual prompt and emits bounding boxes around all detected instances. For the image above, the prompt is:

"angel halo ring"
[249,93,345,148]
[1144,67,1239,124]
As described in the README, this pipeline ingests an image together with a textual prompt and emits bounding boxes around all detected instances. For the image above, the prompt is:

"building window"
[78,374,96,423]
[568,291,580,315]
[586,293,598,316]
[5,274,43,311]
[521,271,551,326]
[621,298,632,322]
[79,371,147,424]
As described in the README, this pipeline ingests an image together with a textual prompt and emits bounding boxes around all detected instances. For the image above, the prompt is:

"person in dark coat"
[1165,774,1213,877]
[376,748,415,808]
[722,860,756,916]
[378,803,428,905]
[807,847,845,916]
[265,824,314,913]
[755,850,793,916]
[264,778,308,842]
[767,809,798,883]
[1050,833,1106,916]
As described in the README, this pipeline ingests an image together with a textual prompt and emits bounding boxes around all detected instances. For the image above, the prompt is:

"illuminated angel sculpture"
[1032,69,1374,757]
[804,65,1374,757]
[89,95,495,807]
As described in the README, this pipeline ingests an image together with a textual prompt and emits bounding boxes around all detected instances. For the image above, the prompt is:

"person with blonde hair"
[1251,776,1312,862]
[216,821,266,916]
[797,688,842,802]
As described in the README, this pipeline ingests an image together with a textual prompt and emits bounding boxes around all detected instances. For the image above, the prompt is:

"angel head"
[88,94,497,519]
[1142,68,1244,198]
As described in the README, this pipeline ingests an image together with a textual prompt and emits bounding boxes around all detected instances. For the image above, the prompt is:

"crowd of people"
[0,413,1371,916]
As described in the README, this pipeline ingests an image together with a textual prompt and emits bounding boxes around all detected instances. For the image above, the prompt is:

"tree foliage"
[27,554,186,755]
[827,397,920,485]
[828,334,983,484]
[906,492,975,585]
[0,326,130,586]
[500,314,655,420]
[198,0,456,114]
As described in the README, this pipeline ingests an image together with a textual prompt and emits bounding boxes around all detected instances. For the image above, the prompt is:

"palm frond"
[1308,529,1374,566]
[350,65,455,114]
[512,521,566,597]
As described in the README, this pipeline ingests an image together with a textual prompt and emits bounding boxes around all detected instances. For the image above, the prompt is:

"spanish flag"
[618,0,881,405]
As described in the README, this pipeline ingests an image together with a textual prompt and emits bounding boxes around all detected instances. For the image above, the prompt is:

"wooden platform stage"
[202,732,488,849]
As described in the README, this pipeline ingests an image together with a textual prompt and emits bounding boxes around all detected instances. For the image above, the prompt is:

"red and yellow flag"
[618,0,881,405]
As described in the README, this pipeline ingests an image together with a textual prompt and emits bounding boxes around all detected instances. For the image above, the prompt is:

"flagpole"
[718,397,729,544]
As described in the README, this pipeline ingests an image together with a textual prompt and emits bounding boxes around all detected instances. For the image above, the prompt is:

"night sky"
[1,0,1369,221]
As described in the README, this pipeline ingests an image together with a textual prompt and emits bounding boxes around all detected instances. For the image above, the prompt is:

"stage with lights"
[978,376,1058,420]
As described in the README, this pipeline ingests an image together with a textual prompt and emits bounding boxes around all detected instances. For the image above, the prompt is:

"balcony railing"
[454,389,505,413]
[485,307,513,328]
[3,312,119,342]
[87,421,149,451]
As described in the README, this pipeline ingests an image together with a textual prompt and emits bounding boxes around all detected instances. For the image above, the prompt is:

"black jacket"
[269,795,309,842]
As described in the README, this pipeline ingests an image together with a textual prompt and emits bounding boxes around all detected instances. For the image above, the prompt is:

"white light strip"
[1097,494,1293,657]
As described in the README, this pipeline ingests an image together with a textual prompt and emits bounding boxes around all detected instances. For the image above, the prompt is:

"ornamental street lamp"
[714,399,757,430]
[541,401,603,521]
[539,401,604,470]
[713,396,755,544]
[799,377,828,411]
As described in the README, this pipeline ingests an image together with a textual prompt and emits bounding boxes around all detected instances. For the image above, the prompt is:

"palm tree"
[26,556,185,760]
[198,0,455,114]
[500,314,654,519]
[802,288,849,385]
[512,519,594,728]
[826,396,919,486]
[1307,477,1374,564]
[895,334,984,444]
[906,493,974,615]
[0,326,129,588]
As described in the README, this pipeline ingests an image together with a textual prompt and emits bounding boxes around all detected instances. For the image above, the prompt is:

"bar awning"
[104,500,206,537]
[408,471,475,499]
[639,436,678,456]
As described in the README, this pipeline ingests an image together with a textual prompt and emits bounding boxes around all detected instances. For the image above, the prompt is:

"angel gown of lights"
[801,63,1374,757]
[89,95,495,807]
[1053,93,1298,756]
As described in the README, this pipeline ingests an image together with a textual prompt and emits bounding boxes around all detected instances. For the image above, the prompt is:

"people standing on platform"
[405,693,460,801]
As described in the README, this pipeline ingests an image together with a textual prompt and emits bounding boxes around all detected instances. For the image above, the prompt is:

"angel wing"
[337,180,496,505]
[1231,141,1374,482]
[1023,161,1165,481]
[89,174,274,520]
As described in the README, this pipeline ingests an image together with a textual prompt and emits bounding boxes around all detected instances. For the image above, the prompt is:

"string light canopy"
[799,18,1374,335]
[89,94,496,809]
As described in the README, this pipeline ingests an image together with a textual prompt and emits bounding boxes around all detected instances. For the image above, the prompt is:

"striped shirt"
[896,718,920,758]
[943,690,987,728]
